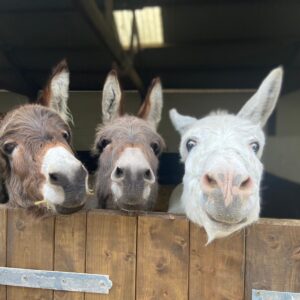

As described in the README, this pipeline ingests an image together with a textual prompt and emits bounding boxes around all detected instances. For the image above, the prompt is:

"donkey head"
[93,70,165,211]
[0,60,89,216]
[170,67,283,242]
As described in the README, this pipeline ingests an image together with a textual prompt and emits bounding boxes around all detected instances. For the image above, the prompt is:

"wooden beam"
[73,0,145,94]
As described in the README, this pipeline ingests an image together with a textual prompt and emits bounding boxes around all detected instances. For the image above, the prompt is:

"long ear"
[102,70,123,124]
[237,67,283,127]
[137,78,163,128]
[38,59,72,124]
[169,108,197,135]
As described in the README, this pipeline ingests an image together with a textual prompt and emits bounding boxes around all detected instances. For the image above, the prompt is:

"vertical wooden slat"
[85,210,137,300]
[245,219,300,300]
[0,208,7,300]
[6,209,54,300]
[189,224,245,300]
[54,212,87,300]
[136,214,189,300]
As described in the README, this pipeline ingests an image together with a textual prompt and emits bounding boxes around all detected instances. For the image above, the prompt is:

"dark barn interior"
[0,0,299,218]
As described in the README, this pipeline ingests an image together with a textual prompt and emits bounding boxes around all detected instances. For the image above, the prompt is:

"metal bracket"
[253,289,300,300]
[0,267,112,294]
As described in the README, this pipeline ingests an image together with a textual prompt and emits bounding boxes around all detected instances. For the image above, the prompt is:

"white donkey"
[168,67,283,242]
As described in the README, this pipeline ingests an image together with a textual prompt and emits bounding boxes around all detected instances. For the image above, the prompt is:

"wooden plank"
[54,212,87,300]
[6,209,54,300]
[189,224,245,300]
[85,210,136,300]
[0,209,7,300]
[245,221,300,300]
[136,215,189,300]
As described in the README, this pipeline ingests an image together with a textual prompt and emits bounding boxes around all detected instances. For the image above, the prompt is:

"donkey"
[92,70,165,211]
[0,60,89,216]
[168,67,283,242]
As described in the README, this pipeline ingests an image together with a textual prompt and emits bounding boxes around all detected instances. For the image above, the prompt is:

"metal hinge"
[0,267,112,294]
[253,289,300,300]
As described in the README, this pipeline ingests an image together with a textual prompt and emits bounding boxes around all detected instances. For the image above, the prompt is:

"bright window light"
[113,6,164,49]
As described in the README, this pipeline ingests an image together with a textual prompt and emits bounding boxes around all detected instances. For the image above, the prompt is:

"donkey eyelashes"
[96,138,111,154]
[3,142,17,155]
[150,142,161,156]
[186,139,197,152]
[62,130,71,143]
[250,141,260,154]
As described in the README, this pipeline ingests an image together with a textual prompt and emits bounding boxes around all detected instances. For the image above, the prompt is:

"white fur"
[41,146,85,206]
[168,67,283,242]
[50,70,73,124]
[102,72,122,124]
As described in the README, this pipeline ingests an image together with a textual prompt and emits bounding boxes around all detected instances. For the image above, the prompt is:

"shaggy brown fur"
[0,60,85,217]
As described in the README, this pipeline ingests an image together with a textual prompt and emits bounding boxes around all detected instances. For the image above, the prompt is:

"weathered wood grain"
[0,208,7,300]
[85,210,136,300]
[54,212,87,300]
[245,221,300,300]
[6,209,54,300]
[189,224,245,300]
[136,215,189,300]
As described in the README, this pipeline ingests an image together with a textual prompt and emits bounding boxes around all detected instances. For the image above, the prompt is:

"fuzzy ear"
[169,108,197,135]
[237,67,283,127]
[38,59,72,124]
[137,78,163,128]
[102,70,123,124]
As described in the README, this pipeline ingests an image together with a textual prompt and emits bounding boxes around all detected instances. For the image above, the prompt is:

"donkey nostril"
[115,167,124,178]
[144,169,152,181]
[49,173,59,183]
[204,174,218,187]
[240,177,251,189]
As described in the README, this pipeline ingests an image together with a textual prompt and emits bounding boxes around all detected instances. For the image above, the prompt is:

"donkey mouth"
[55,203,85,214]
[206,212,247,226]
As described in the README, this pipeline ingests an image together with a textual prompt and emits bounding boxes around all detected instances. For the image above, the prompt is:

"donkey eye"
[186,139,197,152]
[3,142,17,155]
[150,142,160,156]
[62,131,70,142]
[97,139,111,154]
[250,142,260,153]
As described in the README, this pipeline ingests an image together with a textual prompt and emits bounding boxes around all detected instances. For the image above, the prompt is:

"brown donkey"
[0,60,89,216]
[92,71,165,211]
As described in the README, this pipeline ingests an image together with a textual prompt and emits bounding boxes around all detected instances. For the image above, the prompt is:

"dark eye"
[3,142,17,155]
[97,139,111,154]
[62,131,70,142]
[186,139,197,152]
[150,142,161,156]
[250,142,260,153]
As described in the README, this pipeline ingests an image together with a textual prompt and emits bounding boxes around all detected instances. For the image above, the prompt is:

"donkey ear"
[237,67,283,127]
[137,78,163,128]
[38,59,72,124]
[169,108,197,135]
[102,70,123,124]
